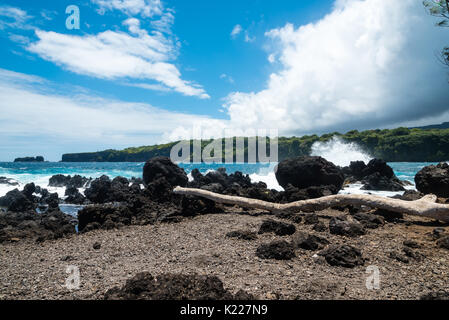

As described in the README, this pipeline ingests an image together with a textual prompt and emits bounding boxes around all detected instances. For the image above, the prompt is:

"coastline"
[1,157,448,301]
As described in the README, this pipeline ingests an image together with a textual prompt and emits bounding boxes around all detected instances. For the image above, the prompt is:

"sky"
[0,0,448,161]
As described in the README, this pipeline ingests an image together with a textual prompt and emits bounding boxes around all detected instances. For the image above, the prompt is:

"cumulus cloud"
[27,17,210,99]
[0,68,218,160]
[224,0,449,135]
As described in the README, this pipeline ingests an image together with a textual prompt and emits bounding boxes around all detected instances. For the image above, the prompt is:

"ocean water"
[2,138,442,198]
[0,161,437,198]
[1,138,444,218]
[0,162,281,197]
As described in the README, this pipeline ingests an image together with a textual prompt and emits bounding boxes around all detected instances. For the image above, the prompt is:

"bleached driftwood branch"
[173,187,449,222]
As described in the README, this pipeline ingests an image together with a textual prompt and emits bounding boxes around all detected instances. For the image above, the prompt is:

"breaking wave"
[311,137,372,167]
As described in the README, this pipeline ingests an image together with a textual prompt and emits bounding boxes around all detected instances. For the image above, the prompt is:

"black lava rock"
[226,230,258,241]
[104,272,254,300]
[143,157,188,188]
[415,163,449,197]
[256,240,296,260]
[437,236,449,250]
[275,156,344,194]
[0,189,35,212]
[319,245,364,268]
[329,216,366,237]
[258,219,296,236]
[292,232,329,251]
[352,212,384,229]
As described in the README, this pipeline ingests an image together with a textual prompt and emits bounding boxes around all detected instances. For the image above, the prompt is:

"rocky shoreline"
[1,156,448,300]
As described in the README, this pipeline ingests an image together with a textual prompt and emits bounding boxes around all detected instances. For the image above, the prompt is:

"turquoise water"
[0,161,440,217]
[0,162,273,184]
[0,161,437,196]
[0,161,434,184]
[0,162,277,197]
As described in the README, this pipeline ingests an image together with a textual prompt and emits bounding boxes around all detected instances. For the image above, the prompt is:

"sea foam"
[311,137,372,167]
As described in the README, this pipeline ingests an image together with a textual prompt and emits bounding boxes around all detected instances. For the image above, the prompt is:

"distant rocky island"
[61,126,449,163]
[14,156,45,163]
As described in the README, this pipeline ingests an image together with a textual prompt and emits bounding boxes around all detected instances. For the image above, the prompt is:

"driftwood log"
[173,187,449,223]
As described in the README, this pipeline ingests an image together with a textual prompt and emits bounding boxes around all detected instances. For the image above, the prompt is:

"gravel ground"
[0,208,448,300]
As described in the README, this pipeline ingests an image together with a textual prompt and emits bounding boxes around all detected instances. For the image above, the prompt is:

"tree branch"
[173,187,449,222]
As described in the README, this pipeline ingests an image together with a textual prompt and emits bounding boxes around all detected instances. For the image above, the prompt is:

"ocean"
[0,160,435,197]
[2,138,441,201]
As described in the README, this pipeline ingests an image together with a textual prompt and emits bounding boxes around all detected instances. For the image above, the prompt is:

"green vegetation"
[424,0,449,67]
[61,127,449,163]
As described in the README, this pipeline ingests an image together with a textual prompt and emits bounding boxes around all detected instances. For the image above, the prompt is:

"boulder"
[64,187,86,205]
[275,156,344,194]
[292,232,329,251]
[0,209,76,243]
[415,163,449,197]
[352,212,384,229]
[312,221,327,232]
[329,216,366,237]
[42,192,59,209]
[49,174,90,188]
[84,175,112,204]
[104,272,254,300]
[143,157,188,188]
[258,219,296,236]
[304,213,319,225]
[77,204,132,232]
[362,159,394,179]
[22,183,36,200]
[318,245,364,268]
[343,159,405,191]
[0,189,35,212]
[392,190,424,201]
[256,240,296,260]
[361,172,405,192]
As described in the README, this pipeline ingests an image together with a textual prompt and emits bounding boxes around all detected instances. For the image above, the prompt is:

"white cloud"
[231,24,242,38]
[126,82,172,92]
[224,0,449,135]
[8,34,30,44]
[0,68,218,159]
[27,17,210,99]
[220,73,234,84]
[92,0,163,17]
[0,5,31,29]
[244,31,255,43]
[40,10,58,21]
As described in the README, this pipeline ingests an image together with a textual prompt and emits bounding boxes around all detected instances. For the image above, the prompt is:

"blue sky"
[0,0,449,161]
[0,0,334,118]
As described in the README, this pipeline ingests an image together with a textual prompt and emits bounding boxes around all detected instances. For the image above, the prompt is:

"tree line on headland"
[61,126,449,163]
